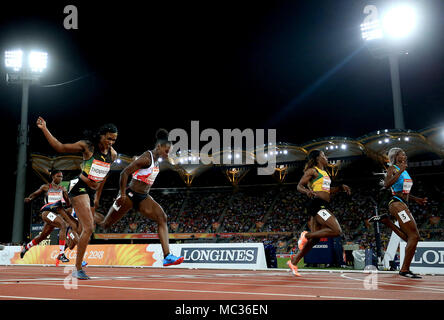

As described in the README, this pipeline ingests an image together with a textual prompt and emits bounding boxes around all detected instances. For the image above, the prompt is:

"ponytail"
[304,150,321,172]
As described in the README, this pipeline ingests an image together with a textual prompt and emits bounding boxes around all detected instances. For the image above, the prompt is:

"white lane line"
[340,274,444,293]
[0,280,393,300]
[105,277,444,295]
[0,295,70,300]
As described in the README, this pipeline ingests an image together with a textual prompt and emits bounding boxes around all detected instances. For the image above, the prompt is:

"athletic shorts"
[126,188,148,210]
[68,177,96,208]
[388,195,407,207]
[306,197,331,217]
[40,200,67,214]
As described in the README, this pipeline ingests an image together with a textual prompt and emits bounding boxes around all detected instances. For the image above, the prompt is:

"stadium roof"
[31,124,444,182]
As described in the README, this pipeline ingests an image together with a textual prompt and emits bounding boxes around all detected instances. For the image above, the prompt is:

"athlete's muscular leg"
[291,216,320,265]
[71,195,95,271]
[139,196,170,257]
[100,195,133,229]
[390,202,420,272]
[305,211,343,240]
[33,213,55,244]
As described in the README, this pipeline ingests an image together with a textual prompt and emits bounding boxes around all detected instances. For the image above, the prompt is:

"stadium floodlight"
[361,3,419,130]
[5,50,23,71]
[382,5,417,39]
[28,51,48,73]
[4,48,48,243]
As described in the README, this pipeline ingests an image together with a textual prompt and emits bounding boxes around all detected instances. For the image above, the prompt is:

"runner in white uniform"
[98,129,184,266]
[21,170,79,264]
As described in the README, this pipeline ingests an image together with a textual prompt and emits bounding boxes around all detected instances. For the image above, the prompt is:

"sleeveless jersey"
[81,146,113,182]
[132,151,160,186]
[45,183,65,204]
[309,166,331,193]
[391,165,413,194]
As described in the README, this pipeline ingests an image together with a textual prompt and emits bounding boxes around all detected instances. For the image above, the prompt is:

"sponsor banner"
[400,241,444,274]
[177,243,267,269]
[1,245,157,267]
[1,243,267,270]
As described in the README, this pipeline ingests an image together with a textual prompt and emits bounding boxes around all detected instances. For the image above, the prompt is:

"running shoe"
[82,261,88,267]
[20,245,28,259]
[399,270,422,279]
[72,269,90,280]
[57,253,70,263]
[298,231,308,250]
[368,213,389,223]
[163,254,184,266]
[287,260,301,277]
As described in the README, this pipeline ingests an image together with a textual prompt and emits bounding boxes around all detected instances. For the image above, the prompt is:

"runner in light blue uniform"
[369,148,427,279]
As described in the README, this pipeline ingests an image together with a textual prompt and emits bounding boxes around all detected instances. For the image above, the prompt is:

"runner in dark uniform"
[37,116,118,279]
[21,170,78,264]
[369,147,427,278]
[98,129,184,266]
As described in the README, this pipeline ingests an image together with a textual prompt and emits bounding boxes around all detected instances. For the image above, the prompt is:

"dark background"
[0,0,443,242]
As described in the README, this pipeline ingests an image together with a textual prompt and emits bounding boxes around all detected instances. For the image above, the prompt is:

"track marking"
[340,274,444,293]
[0,295,70,300]
[0,280,393,300]
[103,277,444,295]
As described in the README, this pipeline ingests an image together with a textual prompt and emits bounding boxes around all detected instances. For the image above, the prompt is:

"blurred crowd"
[28,177,444,253]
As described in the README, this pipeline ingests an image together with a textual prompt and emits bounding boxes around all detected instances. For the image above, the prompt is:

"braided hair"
[304,149,322,172]
[82,123,118,147]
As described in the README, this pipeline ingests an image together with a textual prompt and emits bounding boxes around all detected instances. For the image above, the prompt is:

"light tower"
[5,49,48,243]
[361,3,419,130]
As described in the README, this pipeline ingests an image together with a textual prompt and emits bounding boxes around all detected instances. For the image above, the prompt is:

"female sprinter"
[287,150,351,277]
[22,170,79,264]
[369,148,427,278]
[37,116,118,279]
[98,129,184,266]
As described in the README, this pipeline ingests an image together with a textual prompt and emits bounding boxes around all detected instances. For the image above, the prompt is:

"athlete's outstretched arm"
[62,187,71,208]
[94,176,108,210]
[330,184,351,196]
[408,194,428,206]
[37,117,88,154]
[116,154,151,207]
[297,169,317,198]
[24,184,49,203]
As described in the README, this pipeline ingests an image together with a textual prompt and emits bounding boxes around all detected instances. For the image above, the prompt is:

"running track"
[1,266,443,300]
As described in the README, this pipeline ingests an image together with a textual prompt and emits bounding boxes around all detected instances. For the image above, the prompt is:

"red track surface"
[0,265,443,300]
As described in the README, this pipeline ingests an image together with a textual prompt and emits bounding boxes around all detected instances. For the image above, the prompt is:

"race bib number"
[133,166,160,185]
[398,210,411,223]
[147,167,160,185]
[47,212,57,222]
[322,177,331,191]
[47,192,63,204]
[112,200,121,211]
[318,209,331,221]
[403,179,413,194]
[88,159,110,182]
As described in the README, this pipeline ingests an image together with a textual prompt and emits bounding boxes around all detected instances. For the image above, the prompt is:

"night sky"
[0,0,443,242]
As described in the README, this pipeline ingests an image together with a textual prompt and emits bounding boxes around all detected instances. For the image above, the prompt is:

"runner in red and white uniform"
[21,170,79,264]
[98,129,184,266]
